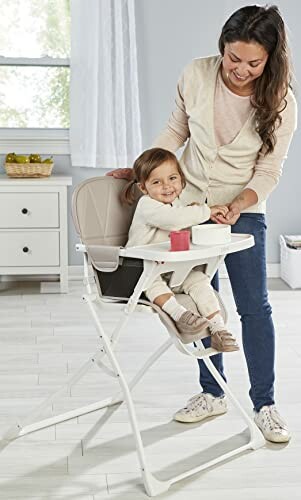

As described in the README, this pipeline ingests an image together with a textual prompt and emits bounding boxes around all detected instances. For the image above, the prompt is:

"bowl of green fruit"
[4,153,54,178]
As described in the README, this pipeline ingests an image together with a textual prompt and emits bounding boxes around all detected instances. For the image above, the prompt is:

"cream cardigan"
[153,55,298,213]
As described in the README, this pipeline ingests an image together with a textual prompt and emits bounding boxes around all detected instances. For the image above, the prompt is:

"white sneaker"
[254,405,291,443]
[173,393,227,423]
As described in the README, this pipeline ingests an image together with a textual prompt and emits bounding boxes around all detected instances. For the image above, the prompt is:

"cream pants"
[145,267,219,317]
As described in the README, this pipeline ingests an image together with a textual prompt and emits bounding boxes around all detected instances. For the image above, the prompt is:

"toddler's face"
[139,160,183,204]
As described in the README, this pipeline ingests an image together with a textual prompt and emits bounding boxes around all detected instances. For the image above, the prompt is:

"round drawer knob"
[21,208,28,214]
[22,246,29,253]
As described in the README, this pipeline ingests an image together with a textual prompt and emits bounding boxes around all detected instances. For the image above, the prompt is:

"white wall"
[1,0,300,266]
[135,0,301,264]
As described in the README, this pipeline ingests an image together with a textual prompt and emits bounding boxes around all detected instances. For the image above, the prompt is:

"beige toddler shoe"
[211,329,239,352]
[175,311,209,344]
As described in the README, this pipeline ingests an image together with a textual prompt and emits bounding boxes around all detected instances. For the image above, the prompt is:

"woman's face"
[222,40,269,95]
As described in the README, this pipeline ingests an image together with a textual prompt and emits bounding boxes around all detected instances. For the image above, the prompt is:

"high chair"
[3,176,265,497]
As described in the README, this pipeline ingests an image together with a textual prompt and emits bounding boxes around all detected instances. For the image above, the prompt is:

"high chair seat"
[3,175,265,497]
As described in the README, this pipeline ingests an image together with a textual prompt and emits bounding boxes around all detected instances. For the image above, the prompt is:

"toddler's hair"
[121,148,186,205]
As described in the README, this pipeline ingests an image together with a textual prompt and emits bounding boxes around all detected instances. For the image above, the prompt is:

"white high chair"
[3,176,265,496]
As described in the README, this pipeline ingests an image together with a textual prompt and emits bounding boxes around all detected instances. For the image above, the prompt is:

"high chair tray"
[120,233,254,262]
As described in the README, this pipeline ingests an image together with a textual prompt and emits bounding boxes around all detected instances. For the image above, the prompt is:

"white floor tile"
[0,279,300,498]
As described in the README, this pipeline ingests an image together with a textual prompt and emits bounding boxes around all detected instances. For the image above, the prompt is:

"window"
[0,0,70,153]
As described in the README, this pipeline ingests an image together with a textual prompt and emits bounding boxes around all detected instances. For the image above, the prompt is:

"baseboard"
[267,263,281,278]
[219,262,280,279]
[0,275,59,282]
[68,265,89,281]
[0,263,281,283]
[68,263,281,281]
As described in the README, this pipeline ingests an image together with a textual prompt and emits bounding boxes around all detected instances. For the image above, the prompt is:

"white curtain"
[70,0,142,168]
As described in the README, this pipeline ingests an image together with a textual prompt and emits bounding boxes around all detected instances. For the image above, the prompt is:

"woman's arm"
[222,188,258,224]
[211,189,257,224]
[243,90,297,204]
[213,91,297,225]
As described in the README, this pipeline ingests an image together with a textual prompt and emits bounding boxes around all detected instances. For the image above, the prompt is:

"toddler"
[121,148,238,351]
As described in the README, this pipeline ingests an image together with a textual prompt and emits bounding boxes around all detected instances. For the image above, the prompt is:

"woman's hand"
[210,205,229,218]
[106,168,133,180]
[210,204,229,224]
[212,189,257,224]
[211,202,241,225]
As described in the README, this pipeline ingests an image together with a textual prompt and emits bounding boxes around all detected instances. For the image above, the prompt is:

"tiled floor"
[0,278,300,499]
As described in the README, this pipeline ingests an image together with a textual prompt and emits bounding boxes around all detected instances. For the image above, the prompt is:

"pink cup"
[170,230,190,251]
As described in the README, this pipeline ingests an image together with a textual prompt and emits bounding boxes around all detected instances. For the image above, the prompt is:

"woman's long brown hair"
[219,5,292,155]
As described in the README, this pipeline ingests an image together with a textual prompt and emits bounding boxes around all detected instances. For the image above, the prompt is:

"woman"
[108,5,297,443]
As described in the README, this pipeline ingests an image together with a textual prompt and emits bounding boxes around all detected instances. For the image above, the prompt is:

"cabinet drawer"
[0,193,59,228]
[0,231,60,266]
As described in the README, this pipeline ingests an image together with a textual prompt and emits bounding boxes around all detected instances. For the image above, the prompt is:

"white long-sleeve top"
[126,195,211,247]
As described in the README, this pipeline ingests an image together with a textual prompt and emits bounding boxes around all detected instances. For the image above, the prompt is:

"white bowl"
[192,224,231,245]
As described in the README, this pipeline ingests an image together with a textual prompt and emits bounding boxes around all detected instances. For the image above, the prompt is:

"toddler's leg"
[180,270,239,352]
[145,277,209,343]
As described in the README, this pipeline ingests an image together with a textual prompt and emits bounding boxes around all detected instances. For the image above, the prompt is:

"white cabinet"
[0,175,72,293]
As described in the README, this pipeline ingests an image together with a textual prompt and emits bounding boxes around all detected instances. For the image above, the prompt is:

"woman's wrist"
[230,188,258,212]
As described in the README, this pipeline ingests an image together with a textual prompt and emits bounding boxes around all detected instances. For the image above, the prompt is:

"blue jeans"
[198,213,275,412]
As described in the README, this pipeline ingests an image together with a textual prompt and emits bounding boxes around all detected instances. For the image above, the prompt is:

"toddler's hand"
[210,205,229,217]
